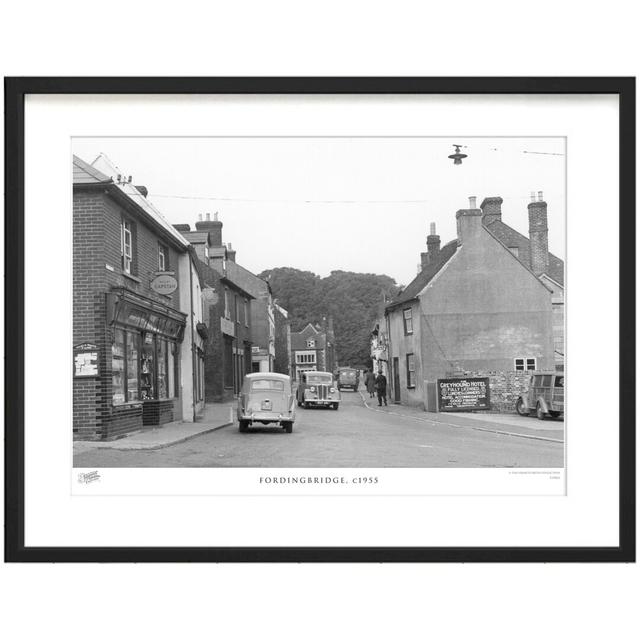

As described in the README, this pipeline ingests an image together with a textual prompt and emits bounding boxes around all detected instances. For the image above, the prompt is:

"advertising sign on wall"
[437,377,491,412]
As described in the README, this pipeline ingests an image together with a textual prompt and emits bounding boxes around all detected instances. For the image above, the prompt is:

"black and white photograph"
[71,136,566,472]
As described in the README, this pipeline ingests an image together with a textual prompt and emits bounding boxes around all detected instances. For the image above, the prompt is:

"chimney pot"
[530,191,536,202]
[469,196,477,209]
[198,213,203,222]
[214,212,219,222]
[538,190,544,201]
[429,222,436,235]
[205,212,211,221]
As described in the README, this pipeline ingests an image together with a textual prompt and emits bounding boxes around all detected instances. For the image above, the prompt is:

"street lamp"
[448,144,468,165]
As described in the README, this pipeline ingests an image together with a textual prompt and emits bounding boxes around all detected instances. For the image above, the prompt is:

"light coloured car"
[237,373,295,433]
[296,371,340,410]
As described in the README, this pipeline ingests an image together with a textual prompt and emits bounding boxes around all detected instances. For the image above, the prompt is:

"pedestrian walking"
[375,371,388,406]
[365,369,376,397]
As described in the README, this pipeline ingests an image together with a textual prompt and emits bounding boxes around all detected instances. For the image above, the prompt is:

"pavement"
[73,401,235,453]
[359,392,564,443]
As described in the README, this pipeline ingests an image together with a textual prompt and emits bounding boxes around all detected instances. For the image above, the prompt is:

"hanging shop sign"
[150,274,178,295]
[437,377,490,412]
[73,343,99,377]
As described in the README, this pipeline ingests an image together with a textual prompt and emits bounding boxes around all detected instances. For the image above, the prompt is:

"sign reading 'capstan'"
[150,274,178,295]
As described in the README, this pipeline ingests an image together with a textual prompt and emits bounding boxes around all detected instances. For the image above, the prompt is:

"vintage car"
[296,371,340,409]
[515,372,564,420]
[336,367,359,391]
[237,372,295,433]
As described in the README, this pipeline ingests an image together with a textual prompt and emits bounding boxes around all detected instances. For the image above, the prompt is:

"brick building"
[174,215,255,400]
[385,194,562,411]
[290,320,337,382]
[73,154,198,439]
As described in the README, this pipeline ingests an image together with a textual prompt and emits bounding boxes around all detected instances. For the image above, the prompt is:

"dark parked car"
[237,373,295,433]
[516,372,564,420]
[296,371,340,409]
[336,367,359,391]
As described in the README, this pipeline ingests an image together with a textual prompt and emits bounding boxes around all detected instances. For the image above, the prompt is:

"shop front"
[107,288,186,433]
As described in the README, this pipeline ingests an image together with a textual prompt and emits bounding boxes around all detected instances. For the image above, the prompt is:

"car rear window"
[251,380,285,391]
[554,376,564,387]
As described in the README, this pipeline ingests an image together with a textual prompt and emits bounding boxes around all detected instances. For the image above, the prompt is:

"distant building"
[290,319,337,382]
[385,194,562,411]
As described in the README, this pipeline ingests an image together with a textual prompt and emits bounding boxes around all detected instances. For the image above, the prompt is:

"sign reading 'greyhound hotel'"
[437,377,491,412]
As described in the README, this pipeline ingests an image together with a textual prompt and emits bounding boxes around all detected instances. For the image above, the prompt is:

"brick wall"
[74,187,185,439]
[445,368,531,413]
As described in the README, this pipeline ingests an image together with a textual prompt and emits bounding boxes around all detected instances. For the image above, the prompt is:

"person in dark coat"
[365,369,376,397]
[375,371,388,406]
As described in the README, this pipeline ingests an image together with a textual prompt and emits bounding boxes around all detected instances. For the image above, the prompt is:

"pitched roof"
[225,260,269,298]
[86,153,189,250]
[291,330,326,351]
[73,155,111,185]
[485,219,564,286]
[180,231,211,244]
[387,240,459,309]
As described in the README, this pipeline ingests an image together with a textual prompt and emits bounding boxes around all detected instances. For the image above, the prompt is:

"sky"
[73,137,565,287]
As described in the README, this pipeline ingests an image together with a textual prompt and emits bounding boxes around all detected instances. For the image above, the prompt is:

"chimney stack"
[528,191,549,275]
[226,241,236,262]
[420,222,441,270]
[456,197,483,244]
[195,211,223,246]
[173,223,191,233]
[480,196,503,226]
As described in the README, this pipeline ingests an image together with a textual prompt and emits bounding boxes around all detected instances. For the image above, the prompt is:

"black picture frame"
[4,77,635,563]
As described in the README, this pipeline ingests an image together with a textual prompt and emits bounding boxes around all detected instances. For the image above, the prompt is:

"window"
[307,339,315,348]
[403,308,413,335]
[251,379,285,391]
[244,299,249,327]
[406,353,416,388]
[515,357,537,371]
[508,246,519,257]
[224,289,230,320]
[121,219,133,274]
[112,329,140,404]
[295,351,316,364]
[158,243,168,271]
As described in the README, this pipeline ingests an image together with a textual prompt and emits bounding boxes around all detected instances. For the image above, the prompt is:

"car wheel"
[333,403,339,410]
[239,420,249,433]
[283,421,293,433]
[303,402,309,409]
[515,398,528,416]
[536,402,547,420]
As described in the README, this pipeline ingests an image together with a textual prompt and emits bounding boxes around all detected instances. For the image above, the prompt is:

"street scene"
[72,137,565,470]
[74,389,563,468]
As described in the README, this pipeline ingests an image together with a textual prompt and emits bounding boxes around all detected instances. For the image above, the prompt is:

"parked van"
[516,372,564,420]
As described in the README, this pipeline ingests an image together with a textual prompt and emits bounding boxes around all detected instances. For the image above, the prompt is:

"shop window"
[158,243,168,271]
[515,357,537,371]
[406,353,416,388]
[403,308,413,335]
[112,329,126,404]
[157,339,168,399]
[140,333,155,400]
[112,329,140,404]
